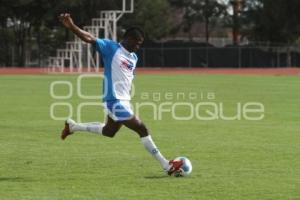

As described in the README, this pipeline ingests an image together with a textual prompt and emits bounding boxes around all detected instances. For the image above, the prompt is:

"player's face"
[126,36,144,52]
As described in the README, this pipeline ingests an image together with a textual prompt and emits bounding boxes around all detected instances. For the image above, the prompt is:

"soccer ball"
[173,156,192,177]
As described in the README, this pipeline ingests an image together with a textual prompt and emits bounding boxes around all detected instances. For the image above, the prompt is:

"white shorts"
[104,100,134,121]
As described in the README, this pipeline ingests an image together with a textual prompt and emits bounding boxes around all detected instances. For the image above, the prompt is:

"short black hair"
[123,27,145,40]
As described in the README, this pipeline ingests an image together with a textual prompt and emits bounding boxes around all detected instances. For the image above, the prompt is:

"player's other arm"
[58,13,96,44]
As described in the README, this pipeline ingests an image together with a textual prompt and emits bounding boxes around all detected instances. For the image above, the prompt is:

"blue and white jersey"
[95,38,138,101]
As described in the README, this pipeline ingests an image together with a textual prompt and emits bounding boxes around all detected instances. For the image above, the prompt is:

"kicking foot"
[166,159,184,176]
[61,119,75,140]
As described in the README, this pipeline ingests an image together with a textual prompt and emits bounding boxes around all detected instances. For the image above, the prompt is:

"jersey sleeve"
[95,38,114,56]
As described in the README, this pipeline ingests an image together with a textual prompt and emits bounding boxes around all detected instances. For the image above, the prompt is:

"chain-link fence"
[136,46,300,68]
[11,43,300,68]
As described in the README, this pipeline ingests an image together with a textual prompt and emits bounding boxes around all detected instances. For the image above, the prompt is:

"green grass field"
[0,73,299,200]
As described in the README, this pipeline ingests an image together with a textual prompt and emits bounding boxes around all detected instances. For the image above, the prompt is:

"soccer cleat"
[166,159,184,176]
[61,119,75,140]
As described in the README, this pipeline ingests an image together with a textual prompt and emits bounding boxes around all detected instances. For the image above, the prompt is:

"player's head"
[122,27,144,53]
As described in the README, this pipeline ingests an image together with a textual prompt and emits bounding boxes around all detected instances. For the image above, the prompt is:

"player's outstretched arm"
[58,13,96,44]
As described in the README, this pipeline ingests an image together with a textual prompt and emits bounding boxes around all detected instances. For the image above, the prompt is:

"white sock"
[70,122,104,135]
[141,135,169,170]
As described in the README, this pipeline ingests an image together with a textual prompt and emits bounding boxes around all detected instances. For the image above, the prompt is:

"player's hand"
[58,13,74,29]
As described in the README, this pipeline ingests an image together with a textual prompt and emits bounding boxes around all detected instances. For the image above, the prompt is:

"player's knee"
[102,127,117,138]
[103,131,116,138]
[141,125,148,135]
[103,132,114,138]
[138,123,149,137]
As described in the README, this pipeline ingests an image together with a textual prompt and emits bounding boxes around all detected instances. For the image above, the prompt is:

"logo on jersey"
[120,58,134,71]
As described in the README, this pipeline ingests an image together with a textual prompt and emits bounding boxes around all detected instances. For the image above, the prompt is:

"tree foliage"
[169,0,228,42]
[119,0,172,40]
[241,0,300,44]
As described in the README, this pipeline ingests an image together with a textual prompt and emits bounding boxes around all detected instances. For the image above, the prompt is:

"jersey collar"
[119,43,133,56]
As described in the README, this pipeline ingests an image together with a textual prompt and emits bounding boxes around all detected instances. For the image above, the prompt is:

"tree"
[169,0,227,42]
[119,0,172,40]
[240,0,300,44]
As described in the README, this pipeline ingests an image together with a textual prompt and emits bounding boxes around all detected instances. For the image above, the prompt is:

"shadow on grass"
[0,177,31,182]
[144,175,169,179]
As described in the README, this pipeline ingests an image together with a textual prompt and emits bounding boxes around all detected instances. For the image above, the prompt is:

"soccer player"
[58,13,182,175]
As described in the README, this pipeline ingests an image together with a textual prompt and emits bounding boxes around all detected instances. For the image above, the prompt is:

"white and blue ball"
[173,156,192,177]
